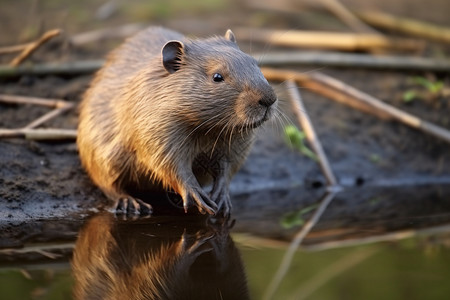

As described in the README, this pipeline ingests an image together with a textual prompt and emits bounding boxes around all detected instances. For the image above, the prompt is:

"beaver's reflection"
[72,213,249,300]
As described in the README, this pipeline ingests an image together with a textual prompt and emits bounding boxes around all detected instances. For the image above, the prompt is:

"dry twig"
[311,72,450,143]
[296,75,392,120]
[0,60,103,77]
[357,11,450,44]
[245,0,378,34]
[0,43,32,54]
[317,0,379,34]
[9,29,61,67]
[261,68,450,144]
[236,28,424,52]
[0,128,77,140]
[254,51,450,72]
[0,93,69,108]
[286,80,338,187]
[24,104,74,129]
[0,94,75,140]
[70,23,146,46]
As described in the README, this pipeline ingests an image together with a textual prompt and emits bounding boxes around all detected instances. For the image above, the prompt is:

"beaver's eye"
[213,73,224,82]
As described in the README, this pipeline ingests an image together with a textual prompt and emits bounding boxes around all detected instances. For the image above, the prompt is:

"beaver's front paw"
[184,186,218,215]
[113,196,153,216]
[211,187,232,217]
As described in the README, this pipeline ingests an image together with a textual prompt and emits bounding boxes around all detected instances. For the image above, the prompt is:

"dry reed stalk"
[0,128,77,140]
[9,29,61,67]
[0,94,70,108]
[236,28,424,52]
[358,11,450,44]
[318,0,380,34]
[285,80,338,186]
[261,67,450,144]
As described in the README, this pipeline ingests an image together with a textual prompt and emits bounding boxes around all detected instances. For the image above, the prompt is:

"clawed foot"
[113,196,153,216]
[184,186,218,215]
[210,187,232,218]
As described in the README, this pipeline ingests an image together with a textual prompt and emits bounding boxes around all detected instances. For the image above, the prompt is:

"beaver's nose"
[258,95,277,107]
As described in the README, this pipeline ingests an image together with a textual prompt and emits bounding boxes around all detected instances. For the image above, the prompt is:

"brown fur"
[77,27,277,215]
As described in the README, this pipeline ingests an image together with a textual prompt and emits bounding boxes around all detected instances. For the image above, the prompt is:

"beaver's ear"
[225,29,236,44]
[162,40,184,74]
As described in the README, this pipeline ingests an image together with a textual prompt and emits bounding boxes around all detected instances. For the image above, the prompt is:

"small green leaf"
[413,76,431,89]
[284,125,303,147]
[283,125,318,161]
[412,76,444,94]
[402,90,417,102]
[430,81,444,94]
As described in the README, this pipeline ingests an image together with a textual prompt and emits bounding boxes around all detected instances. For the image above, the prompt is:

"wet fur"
[77,27,277,215]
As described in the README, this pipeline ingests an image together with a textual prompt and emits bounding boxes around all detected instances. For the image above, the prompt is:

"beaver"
[77,27,277,216]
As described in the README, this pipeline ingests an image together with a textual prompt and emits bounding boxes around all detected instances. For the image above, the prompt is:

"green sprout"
[284,125,318,161]
[402,76,444,103]
[402,90,417,103]
[281,204,319,229]
[413,76,444,94]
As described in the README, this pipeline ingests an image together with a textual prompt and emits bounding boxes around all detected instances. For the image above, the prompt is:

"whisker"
[271,109,284,134]
[276,106,294,126]
[210,121,229,158]
[179,113,224,148]
[228,122,237,154]
[204,112,230,136]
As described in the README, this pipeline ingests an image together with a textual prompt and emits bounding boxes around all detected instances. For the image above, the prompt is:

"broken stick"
[357,11,450,44]
[0,128,77,140]
[317,0,380,34]
[0,93,69,108]
[0,43,32,55]
[311,72,450,144]
[0,94,75,140]
[9,29,61,67]
[286,80,338,187]
[70,23,146,46]
[235,28,424,52]
[261,68,450,145]
[0,60,103,77]
[253,51,450,72]
[24,104,74,129]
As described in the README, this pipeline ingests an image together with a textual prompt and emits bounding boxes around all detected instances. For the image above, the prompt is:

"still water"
[1,185,450,300]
